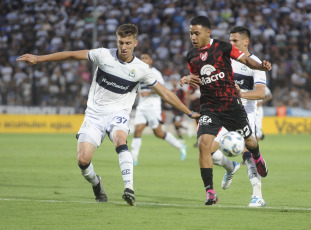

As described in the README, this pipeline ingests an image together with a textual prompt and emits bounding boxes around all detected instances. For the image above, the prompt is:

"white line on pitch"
[1,197,310,211]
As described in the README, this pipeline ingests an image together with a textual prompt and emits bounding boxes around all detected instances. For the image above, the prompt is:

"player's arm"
[238,55,272,72]
[257,92,273,107]
[151,82,200,119]
[17,50,89,65]
[235,83,266,100]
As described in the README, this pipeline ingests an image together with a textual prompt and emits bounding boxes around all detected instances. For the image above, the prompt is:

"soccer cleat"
[180,144,187,161]
[92,175,108,202]
[252,153,268,177]
[205,189,218,205]
[122,188,136,206]
[221,161,240,189]
[249,196,266,207]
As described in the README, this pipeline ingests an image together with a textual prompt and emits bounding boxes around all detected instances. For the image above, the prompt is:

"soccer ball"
[219,131,245,157]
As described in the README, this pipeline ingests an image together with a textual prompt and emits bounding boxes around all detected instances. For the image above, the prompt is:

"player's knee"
[245,136,258,149]
[155,130,165,139]
[77,152,91,166]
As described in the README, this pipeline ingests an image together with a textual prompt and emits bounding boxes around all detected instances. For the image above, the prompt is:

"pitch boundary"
[1,197,310,211]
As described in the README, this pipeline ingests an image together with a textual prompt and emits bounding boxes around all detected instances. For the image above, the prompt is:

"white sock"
[164,132,183,149]
[119,150,134,190]
[245,157,262,198]
[131,137,142,162]
[212,150,234,172]
[80,162,99,186]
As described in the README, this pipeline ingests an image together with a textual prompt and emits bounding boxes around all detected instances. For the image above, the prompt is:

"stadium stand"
[0,0,310,112]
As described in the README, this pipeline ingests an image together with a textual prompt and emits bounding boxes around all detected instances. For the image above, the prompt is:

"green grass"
[0,134,310,230]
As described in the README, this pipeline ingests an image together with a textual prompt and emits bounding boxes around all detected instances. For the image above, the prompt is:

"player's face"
[189,25,211,49]
[141,54,152,66]
[229,33,248,51]
[116,35,138,62]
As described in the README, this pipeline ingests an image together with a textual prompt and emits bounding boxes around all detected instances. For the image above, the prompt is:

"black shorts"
[197,104,252,139]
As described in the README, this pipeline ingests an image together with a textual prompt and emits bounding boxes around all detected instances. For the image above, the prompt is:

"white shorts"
[214,111,256,143]
[134,108,162,129]
[78,111,130,147]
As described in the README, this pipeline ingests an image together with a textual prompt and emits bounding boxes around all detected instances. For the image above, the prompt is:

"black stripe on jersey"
[96,68,139,94]
[234,73,254,90]
[147,80,157,87]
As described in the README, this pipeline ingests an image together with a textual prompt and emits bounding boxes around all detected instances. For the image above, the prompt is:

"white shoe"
[248,196,266,207]
[221,161,240,189]
[180,144,187,161]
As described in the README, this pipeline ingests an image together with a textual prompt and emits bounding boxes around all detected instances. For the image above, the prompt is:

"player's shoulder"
[186,47,198,60]
[89,47,115,57]
[151,67,162,76]
[213,39,231,48]
[132,56,150,68]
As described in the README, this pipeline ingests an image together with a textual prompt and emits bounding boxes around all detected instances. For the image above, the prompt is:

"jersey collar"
[198,39,213,51]
[116,50,135,64]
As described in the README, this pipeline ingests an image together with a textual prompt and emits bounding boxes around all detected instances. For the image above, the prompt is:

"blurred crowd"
[0,0,311,113]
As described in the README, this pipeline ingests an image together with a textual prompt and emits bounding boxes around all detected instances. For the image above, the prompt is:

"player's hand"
[189,111,200,119]
[261,60,272,71]
[180,74,201,88]
[16,54,38,65]
[235,83,242,98]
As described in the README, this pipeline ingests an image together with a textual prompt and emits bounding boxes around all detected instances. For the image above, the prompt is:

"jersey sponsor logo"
[200,52,208,61]
[199,115,212,125]
[235,79,244,85]
[96,68,139,94]
[200,64,225,85]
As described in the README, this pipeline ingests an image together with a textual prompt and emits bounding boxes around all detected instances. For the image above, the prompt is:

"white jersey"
[136,67,164,111]
[232,54,266,114]
[86,48,157,115]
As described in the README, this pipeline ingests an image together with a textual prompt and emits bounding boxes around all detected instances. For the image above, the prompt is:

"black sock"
[248,144,260,159]
[200,168,213,191]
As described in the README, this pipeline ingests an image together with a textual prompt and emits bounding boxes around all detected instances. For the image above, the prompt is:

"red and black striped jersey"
[187,39,244,112]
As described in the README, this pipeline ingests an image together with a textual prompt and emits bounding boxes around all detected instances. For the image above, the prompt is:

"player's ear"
[134,39,138,47]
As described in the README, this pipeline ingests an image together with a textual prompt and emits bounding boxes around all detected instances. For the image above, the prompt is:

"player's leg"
[255,106,264,140]
[197,113,222,205]
[198,134,218,205]
[131,109,147,166]
[77,116,107,202]
[211,129,240,189]
[244,136,268,177]
[153,123,187,161]
[243,112,266,206]
[131,123,146,166]
[108,112,135,206]
[173,115,186,140]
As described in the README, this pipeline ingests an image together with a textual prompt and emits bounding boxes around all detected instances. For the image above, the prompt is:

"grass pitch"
[0,133,310,230]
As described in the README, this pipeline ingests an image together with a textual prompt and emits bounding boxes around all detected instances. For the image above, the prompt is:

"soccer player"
[256,86,273,141]
[131,53,187,166]
[211,26,270,207]
[17,24,199,206]
[180,16,271,205]
[171,75,187,141]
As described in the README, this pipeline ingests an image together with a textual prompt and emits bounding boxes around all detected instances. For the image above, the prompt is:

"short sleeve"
[88,48,107,65]
[143,67,157,86]
[230,45,245,60]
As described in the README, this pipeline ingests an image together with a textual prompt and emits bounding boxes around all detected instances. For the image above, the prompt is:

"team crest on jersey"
[200,52,208,61]
[128,69,136,78]
[241,66,247,72]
